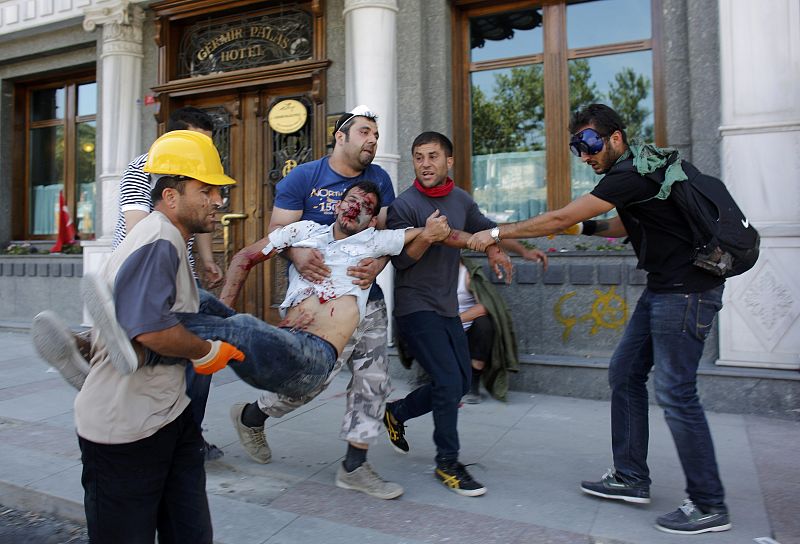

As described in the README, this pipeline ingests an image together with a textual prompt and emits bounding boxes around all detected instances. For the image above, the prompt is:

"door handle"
[220,213,248,267]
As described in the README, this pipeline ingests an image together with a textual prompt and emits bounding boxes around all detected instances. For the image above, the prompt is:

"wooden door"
[175,83,317,323]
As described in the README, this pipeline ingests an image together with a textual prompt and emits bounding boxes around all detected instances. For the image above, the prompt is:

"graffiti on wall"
[554,286,628,342]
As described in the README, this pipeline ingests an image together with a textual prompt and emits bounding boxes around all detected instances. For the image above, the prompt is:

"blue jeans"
[391,311,471,464]
[609,285,725,508]
[79,406,212,544]
[165,292,337,399]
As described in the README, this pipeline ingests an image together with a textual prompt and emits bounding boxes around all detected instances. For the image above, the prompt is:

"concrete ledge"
[389,351,800,422]
[0,480,85,525]
[0,256,83,323]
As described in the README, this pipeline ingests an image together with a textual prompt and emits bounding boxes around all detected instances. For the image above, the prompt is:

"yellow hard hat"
[143,130,236,186]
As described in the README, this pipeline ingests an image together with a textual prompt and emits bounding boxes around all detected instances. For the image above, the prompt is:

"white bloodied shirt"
[263,221,406,321]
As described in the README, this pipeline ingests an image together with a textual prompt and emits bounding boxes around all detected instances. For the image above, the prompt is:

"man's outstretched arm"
[440,229,514,283]
[398,219,512,283]
[220,221,323,306]
[467,193,618,251]
[219,237,272,307]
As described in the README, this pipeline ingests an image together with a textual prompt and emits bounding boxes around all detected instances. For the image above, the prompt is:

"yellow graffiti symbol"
[554,291,579,342]
[282,159,298,177]
[554,286,628,342]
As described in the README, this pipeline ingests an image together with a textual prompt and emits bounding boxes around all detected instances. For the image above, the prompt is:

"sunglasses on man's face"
[569,128,606,157]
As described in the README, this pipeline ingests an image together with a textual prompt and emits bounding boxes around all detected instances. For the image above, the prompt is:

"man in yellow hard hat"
[73,130,241,543]
[32,107,227,462]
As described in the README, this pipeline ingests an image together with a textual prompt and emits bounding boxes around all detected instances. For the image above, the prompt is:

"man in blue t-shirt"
[229,105,404,499]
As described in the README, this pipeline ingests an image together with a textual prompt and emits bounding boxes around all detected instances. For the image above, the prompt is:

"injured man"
[83,180,453,399]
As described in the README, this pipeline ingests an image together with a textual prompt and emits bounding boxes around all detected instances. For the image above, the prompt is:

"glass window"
[471,65,546,222]
[31,88,64,121]
[567,0,651,49]
[457,0,657,214]
[77,82,97,117]
[29,126,65,235]
[569,52,654,136]
[20,77,97,239]
[470,8,543,63]
[76,121,96,235]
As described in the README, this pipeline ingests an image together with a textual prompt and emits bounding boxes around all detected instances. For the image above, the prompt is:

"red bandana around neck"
[414,177,454,198]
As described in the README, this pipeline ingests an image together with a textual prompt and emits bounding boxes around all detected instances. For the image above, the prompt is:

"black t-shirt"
[591,166,724,293]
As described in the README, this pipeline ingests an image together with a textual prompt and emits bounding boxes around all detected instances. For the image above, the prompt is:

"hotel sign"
[179,10,312,77]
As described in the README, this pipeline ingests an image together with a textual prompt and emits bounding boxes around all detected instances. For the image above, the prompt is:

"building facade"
[0,1,797,405]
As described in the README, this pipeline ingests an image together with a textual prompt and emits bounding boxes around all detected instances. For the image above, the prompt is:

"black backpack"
[612,157,760,278]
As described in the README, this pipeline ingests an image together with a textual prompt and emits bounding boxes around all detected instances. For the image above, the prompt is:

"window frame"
[451,0,664,211]
[13,70,97,240]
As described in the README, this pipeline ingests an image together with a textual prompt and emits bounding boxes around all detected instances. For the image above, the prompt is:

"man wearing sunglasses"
[229,105,403,499]
[467,103,730,535]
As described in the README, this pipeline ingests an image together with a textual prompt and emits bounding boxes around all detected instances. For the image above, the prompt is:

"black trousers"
[466,314,494,364]
[78,406,212,544]
[393,311,471,463]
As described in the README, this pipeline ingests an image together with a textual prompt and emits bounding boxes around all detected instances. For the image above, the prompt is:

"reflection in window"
[471,65,546,222]
[462,0,656,215]
[77,83,97,117]
[23,78,96,238]
[567,0,650,49]
[76,121,96,234]
[470,8,543,63]
[31,88,64,121]
[30,126,65,235]
[569,52,653,142]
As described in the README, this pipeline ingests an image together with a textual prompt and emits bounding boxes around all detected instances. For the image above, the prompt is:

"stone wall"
[0,256,83,324]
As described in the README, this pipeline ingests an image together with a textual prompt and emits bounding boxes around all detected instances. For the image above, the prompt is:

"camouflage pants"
[256,299,390,444]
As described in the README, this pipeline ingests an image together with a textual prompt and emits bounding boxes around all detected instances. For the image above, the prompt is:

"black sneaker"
[435,461,486,497]
[655,499,731,534]
[580,469,650,504]
[383,403,409,454]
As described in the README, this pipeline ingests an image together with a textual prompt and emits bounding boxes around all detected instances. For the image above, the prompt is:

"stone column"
[716,0,800,369]
[343,0,400,339]
[81,1,145,278]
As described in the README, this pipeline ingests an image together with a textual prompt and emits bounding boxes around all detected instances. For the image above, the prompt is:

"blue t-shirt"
[273,156,396,300]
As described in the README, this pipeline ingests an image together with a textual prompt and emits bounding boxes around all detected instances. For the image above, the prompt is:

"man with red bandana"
[382,131,541,497]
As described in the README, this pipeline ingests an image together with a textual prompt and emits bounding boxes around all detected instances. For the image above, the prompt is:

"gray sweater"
[387,186,495,317]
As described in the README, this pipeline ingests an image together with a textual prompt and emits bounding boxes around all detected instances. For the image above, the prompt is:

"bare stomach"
[284,296,360,356]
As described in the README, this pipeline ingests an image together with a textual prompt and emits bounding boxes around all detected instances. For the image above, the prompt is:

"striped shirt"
[113,153,197,275]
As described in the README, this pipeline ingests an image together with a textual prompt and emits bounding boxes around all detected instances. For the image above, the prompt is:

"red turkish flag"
[50,190,77,253]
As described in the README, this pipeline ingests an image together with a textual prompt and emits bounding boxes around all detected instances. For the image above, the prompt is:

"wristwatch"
[490,226,501,243]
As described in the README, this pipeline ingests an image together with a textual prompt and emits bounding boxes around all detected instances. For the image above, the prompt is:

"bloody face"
[335,188,378,235]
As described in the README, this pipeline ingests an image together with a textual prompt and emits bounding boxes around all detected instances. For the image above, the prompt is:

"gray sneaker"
[655,499,731,535]
[81,274,139,375]
[229,403,271,464]
[31,311,91,390]
[581,468,651,504]
[335,462,404,500]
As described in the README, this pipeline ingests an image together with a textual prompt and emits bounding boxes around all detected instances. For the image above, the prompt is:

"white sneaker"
[31,311,90,390]
[229,403,271,464]
[335,462,404,500]
[81,273,138,375]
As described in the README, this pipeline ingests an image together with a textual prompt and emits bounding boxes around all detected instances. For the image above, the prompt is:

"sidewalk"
[0,329,798,544]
